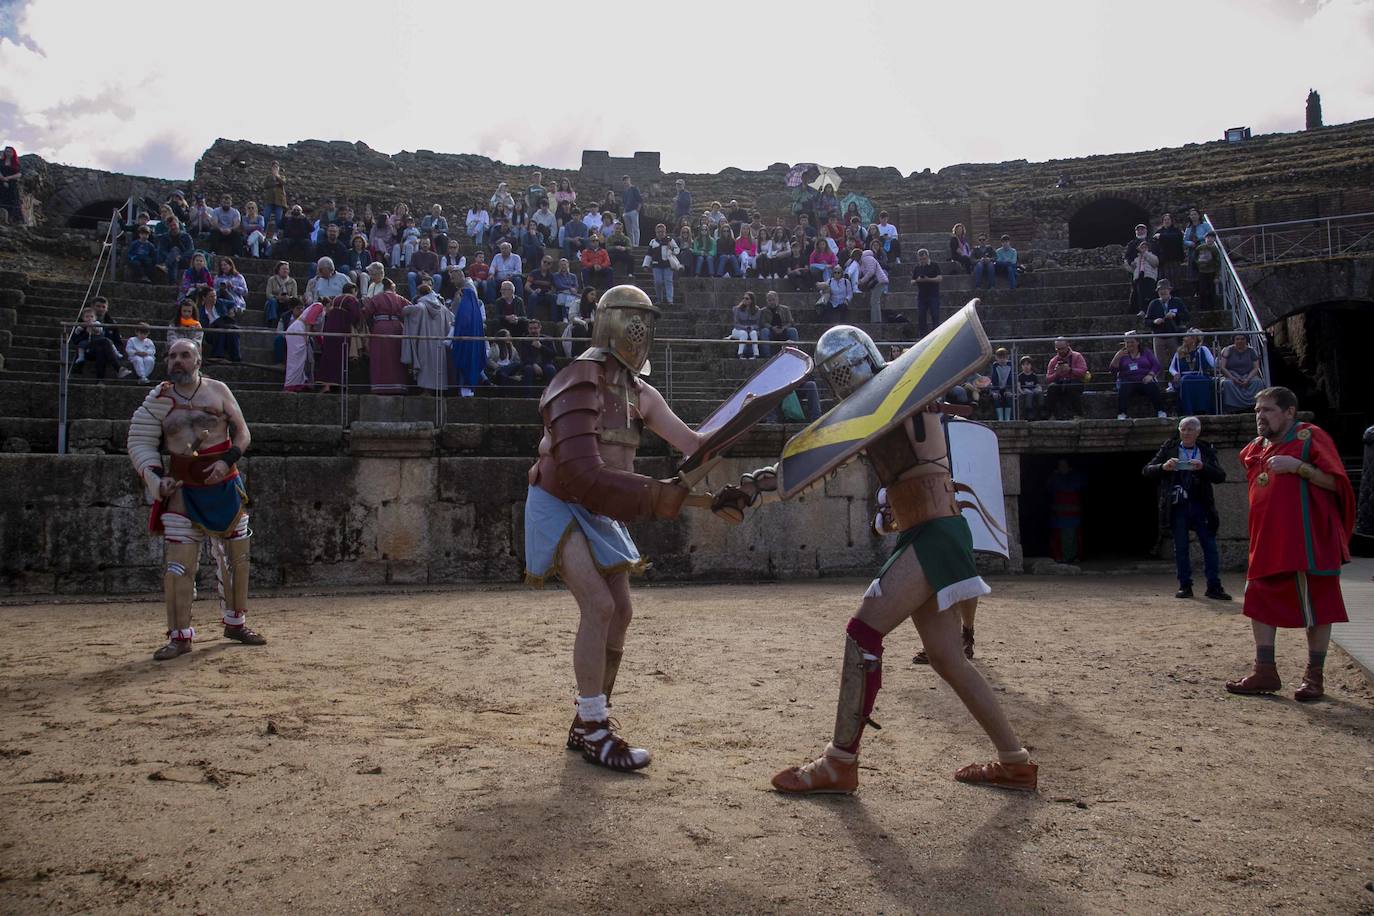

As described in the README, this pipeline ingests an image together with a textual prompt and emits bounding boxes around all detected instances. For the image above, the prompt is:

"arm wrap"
[222,446,243,466]
[541,362,685,523]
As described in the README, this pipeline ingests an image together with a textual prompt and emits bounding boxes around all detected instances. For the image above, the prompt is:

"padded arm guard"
[127,384,172,504]
[540,361,686,524]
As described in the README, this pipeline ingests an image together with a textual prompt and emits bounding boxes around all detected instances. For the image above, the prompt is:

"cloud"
[0,0,1370,180]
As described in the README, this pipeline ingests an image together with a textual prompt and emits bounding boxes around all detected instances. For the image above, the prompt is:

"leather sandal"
[954,760,1038,792]
[579,720,651,771]
[1293,666,1324,702]
[1225,662,1280,695]
[223,624,267,646]
[153,639,192,662]
[772,748,858,795]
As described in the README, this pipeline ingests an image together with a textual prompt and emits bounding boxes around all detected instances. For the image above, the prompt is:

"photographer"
[1143,416,1231,600]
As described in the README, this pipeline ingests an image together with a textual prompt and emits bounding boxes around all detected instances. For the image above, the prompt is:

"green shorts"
[878,515,991,611]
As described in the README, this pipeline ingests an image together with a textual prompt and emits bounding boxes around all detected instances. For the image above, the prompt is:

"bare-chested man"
[127,338,266,660]
[524,285,703,772]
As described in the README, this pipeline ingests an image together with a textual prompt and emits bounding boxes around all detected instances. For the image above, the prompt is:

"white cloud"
[0,0,1370,179]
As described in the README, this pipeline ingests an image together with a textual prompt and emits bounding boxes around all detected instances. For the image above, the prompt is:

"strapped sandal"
[223,624,267,645]
[153,639,192,662]
[953,760,1038,793]
[771,750,858,795]
[579,719,651,772]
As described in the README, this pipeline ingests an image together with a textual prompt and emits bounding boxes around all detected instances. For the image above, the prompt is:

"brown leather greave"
[164,540,199,633]
[215,535,251,621]
[603,647,624,701]
[832,635,882,754]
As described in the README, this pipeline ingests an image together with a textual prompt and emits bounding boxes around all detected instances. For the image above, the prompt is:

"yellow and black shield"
[777,301,992,498]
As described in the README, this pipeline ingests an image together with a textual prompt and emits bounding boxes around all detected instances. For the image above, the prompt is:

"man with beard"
[126,339,266,661]
[1225,387,1355,701]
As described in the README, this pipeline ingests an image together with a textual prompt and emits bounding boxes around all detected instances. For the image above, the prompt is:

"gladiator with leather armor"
[523,285,703,773]
[718,313,1038,795]
[126,338,266,661]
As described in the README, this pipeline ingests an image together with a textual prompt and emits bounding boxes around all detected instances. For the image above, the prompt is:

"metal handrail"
[58,207,121,453]
[1212,210,1374,234]
[1208,212,1271,385]
[1214,211,1374,266]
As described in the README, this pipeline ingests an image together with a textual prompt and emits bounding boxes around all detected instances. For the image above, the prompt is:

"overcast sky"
[1,0,1371,179]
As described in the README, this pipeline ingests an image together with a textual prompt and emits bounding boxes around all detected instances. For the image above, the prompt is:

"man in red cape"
[1226,387,1355,701]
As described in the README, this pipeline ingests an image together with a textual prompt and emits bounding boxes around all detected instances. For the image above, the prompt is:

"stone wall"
[0,435,1254,597]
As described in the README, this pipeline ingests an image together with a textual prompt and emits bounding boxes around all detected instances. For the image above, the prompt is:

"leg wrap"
[833,619,884,754]
[211,519,251,626]
[163,538,201,636]
[603,646,624,702]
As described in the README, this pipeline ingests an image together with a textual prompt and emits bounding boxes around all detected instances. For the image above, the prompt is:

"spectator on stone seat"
[875,211,901,265]
[242,201,266,258]
[211,194,243,256]
[969,235,997,291]
[407,236,443,301]
[729,292,761,359]
[1218,333,1266,413]
[126,225,159,282]
[784,241,813,291]
[490,181,515,216]
[314,223,351,269]
[605,222,634,277]
[560,207,591,260]
[808,238,838,282]
[691,226,715,277]
[69,306,123,380]
[572,285,598,324]
[821,268,854,323]
[187,195,215,242]
[1125,223,1149,265]
[487,329,523,385]
[440,238,467,275]
[519,318,558,386]
[760,290,796,357]
[304,257,348,306]
[1017,356,1044,420]
[466,250,490,300]
[1125,239,1159,317]
[519,221,546,268]
[1194,230,1219,309]
[439,264,470,303]
[757,227,787,278]
[361,262,387,300]
[489,280,528,338]
[716,224,741,278]
[126,322,157,383]
[265,260,298,325]
[89,297,128,370]
[168,298,204,348]
[488,214,516,254]
[280,205,314,262]
[993,234,1018,290]
[466,201,491,248]
[343,234,372,287]
[421,204,449,251]
[706,201,726,228]
[648,224,679,306]
[949,223,973,273]
[214,256,249,313]
[1169,329,1216,416]
[1046,337,1087,418]
[580,235,614,289]
[262,161,287,230]
[1109,331,1166,420]
[179,252,213,303]
[394,215,421,268]
[200,282,243,363]
[531,199,556,241]
[167,190,190,225]
[910,248,943,337]
[525,255,557,322]
[488,241,524,302]
[986,348,1015,420]
[156,216,193,282]
[735,228,758,277]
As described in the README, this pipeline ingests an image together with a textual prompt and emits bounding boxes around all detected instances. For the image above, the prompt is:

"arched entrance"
[1068,198,1150,249]
[66,200,130,230]
[1267,299,1374,454]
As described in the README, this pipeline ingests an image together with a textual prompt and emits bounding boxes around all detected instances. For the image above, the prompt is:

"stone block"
[349,421,435,457]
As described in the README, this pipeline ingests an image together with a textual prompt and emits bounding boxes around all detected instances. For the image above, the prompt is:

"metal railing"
[57,206,122,453]
[56,319,1267,450]
[1208,211,1273,388]
[1214,211,1374,266]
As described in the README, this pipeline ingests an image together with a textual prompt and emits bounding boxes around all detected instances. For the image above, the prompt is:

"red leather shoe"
[1225,662,1280,695]
[954,760,1038,792]
[1293,666,1324,702]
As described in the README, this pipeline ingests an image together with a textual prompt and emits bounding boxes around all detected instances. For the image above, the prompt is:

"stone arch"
[1067,196,1151,249]
[43,175,180,230]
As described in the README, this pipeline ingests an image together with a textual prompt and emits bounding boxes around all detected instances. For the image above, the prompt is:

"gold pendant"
[1257,472,1270,487]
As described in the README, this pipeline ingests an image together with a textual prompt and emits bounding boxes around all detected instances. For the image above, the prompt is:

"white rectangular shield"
[946,418,1010,558]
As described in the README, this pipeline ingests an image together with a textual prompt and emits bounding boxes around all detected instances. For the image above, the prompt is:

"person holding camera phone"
[1143,416,1231,600]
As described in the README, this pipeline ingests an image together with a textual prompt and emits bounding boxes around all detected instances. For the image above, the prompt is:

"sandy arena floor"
[1,576,1372,915]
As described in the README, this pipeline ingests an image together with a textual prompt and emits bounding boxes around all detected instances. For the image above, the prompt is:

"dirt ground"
[1,576,1372,915]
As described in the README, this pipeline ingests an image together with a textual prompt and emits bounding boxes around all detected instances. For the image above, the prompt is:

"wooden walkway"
[1333,557,1374,680]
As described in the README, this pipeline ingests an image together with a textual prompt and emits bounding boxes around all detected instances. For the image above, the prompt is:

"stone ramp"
[1333,557,1374,681]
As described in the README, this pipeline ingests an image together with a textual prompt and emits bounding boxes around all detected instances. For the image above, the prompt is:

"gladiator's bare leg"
[560,531,616,698]
[560,531,651,770]
[603,570,633,700]
[911,597,1016,753]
